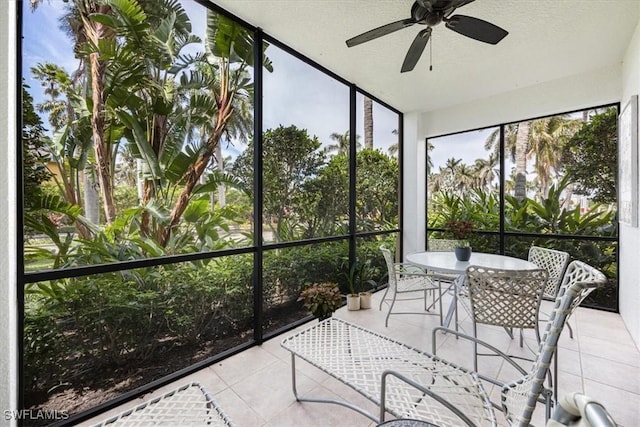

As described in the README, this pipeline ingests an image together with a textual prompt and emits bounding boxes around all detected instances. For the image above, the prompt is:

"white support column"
[402,112,426,259]
[0,1,18,426]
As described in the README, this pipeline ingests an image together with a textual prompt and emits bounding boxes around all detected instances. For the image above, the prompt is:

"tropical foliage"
[22,1,401,418]
[561,108,618,203]
[21,0,618,420]
[26,0,268,256]
[427,108,618,310]
[298,282,342,319]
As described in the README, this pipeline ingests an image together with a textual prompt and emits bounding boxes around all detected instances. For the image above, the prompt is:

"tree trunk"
[514,121,530,201]
[83,166,100,224]
[161,146,216,246]
[215,142,226,207]
[83,4,116,225]
[88,50,116,225]
[364,96,373,149]
[160,89,234,246]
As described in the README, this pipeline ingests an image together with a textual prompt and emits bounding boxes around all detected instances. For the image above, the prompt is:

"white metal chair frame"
[91,382,234,426]
[433,260,606,426]
[280,263,606,426]
[465,266,548,372]
[283,317,496,426]
[546,392,617,427]
[426,239,459,294]
[379,245,443,327]
[527,246,571,350]
[547,260,607,402]
[528,246,571,301]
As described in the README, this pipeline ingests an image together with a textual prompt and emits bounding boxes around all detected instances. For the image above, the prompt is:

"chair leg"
[567,320,574,339]
[473,322,479,372]
[437,283,443,326]
[378,287,390,311]
[553,348,559,405]
[454,290,459,336]
[503,327,514,340]
[384,291,398,327]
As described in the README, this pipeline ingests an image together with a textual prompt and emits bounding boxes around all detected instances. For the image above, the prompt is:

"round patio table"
[406,251,537,274]
[405,251,538,328]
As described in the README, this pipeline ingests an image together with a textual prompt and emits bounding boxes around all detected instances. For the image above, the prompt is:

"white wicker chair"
[91,382,234,426]
[281,262,606,427]
[431,261,607,426]
[547,260,607,401]
[426,239,460,311]
[465,266,548,372]
[546,393,617,427]
[527,246,571,346]
[379,245,443,327]
[528,246,571,301]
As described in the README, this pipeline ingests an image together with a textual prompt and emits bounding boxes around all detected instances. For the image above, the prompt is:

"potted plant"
[445,220,474,261]
[298,282,343,321]
[343,259,377,310]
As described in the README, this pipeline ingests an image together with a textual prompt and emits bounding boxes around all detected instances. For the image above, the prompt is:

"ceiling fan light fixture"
[345,0,508,73]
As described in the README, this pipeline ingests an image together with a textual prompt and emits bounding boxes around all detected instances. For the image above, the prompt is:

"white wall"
[0,1,18,426]
[619,16,640,349]
[420,63,622,138]
[402,112,426,257]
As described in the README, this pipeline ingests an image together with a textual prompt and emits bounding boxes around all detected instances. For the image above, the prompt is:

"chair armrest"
[396,263,455,279]
[547,393,616,427]
[431,327,528,380]
[395,263,429,276]
[380,369,476,427]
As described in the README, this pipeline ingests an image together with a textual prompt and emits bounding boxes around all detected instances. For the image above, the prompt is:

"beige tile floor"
[83,291,640,427]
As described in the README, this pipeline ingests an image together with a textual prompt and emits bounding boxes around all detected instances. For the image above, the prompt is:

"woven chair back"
[528,246,570,299]
[501,260,606,426]
[427,239,458,252]
[380,246,397,290]
[559,260,607,317]
[466,266,548,330]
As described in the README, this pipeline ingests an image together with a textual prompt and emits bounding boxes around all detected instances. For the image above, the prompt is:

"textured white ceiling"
[209,0,639,113]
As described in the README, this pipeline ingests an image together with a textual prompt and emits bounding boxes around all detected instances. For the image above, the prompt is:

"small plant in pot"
[445,220,474,261]
[342,259,377,310]
[298,282,343,321]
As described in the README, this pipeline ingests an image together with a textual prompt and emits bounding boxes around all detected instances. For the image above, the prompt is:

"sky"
[22,1,76,104]
[428,127,495,171]
[22,0,400,160]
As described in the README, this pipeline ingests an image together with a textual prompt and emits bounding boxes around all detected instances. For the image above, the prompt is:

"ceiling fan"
[345,0,508,73]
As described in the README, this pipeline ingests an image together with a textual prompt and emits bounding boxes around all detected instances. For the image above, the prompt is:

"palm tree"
[160,10,272,246]
[512,121,529,201]
[472,155,497,190]
[425,140,434,174]
[364,96,373,149]
[485,115,582,202]
[455,163,475,193]
[30,61,96,237]
[485,123,527,200]
[528,115,581,199]
[73,0,119,224]
[388,128,400,156]
[327,130,361,155]
[432,158,462,194]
